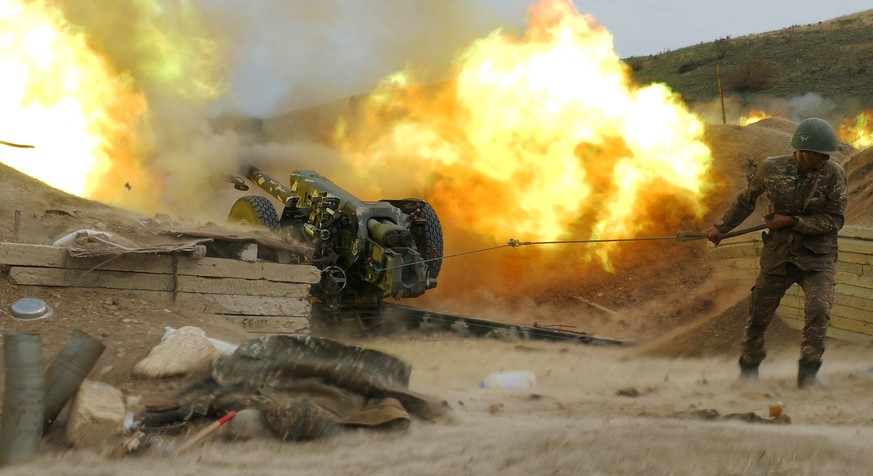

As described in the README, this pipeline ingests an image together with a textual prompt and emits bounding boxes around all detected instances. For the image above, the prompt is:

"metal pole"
[717,63,726,125]
[0,333,45,465]
[13,210,20,242]
[43,330,106,433]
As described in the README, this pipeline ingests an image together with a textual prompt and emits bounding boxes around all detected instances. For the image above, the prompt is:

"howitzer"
[227,166,443,311]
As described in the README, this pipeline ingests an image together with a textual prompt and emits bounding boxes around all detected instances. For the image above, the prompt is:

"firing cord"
[371,235,682,272]
[365,223,770,272]
[371,242,513,272]
[508,235,681,246]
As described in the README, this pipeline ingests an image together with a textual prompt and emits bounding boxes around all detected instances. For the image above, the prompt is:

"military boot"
[797,360,822,389]
[738,361,759,380]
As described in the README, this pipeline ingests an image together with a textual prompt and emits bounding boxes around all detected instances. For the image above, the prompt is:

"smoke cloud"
[196,0,533,117]
[47,0,540,222]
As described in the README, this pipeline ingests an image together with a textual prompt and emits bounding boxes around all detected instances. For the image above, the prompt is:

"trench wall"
[709,225,873,343]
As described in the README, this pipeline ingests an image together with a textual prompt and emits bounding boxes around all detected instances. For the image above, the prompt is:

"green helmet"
[790,117,838,155]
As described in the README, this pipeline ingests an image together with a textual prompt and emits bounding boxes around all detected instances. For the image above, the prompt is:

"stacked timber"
[0,242,320,335]
[708,225,873,343]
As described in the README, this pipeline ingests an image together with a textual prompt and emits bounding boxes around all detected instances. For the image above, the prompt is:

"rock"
[133,326,219,378]
[66,380,126,450]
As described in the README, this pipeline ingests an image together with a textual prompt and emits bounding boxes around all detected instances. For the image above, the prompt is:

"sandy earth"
[2,121,873,475]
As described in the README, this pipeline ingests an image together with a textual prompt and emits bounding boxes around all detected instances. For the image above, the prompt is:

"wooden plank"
[778,300,872,324]
[786,286,873,311]
[835,282,873,300]
[840,226,873,241]
[96,289,311,316]
[8,266,312,298]
[776,315,873,344]
[835,271,873,290]
[222,315,310,334]
[257,262,320,284]
[164,228,313,256]
[0,242,71,267]
[183,294,310,316]
[836,261,866,275]
[838,250,873,266]
[785,282,873,303]
[837,238,873,255]
[777,309,873,337]
[10,266,174,291]
[829,315,873,337]
[822,327,873,344]
[178,276,310,298]
[1,276,311,317]
[0,242,320,284]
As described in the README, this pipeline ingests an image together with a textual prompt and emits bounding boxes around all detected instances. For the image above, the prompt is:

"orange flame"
[838,111,873,150]
[738,110,772,126]
[334,0,712,274]
[0,0,226,212]
[0,0,146,198]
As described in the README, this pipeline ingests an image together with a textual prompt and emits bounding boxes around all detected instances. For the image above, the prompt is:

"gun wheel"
[228,196,280,231]
[320,266,347,295]
[417,201,444,279]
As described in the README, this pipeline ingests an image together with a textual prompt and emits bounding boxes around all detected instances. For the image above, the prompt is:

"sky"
[195,0,872,117]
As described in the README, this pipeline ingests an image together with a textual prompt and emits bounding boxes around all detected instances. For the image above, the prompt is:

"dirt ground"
[3,120,873,475]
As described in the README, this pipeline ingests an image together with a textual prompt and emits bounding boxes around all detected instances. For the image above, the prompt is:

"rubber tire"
[418,201,444,279]
[228,195,280,231]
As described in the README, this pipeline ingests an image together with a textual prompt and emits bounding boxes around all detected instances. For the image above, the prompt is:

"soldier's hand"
[706,226,722,245]
[765,214,798,230]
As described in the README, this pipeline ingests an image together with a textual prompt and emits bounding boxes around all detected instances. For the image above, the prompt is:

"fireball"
[334,0,713,272]
[838,111,873,150]
[0,0,145,198]
[0,0,225,211]
[739,110,772,126]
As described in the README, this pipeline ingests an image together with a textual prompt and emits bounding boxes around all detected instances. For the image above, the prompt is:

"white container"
[479,370,536,390]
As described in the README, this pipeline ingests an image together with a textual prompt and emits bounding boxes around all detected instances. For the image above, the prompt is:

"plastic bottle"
[479,370,536,390]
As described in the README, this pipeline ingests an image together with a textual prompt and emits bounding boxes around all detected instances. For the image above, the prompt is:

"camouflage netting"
[144,335,447,441]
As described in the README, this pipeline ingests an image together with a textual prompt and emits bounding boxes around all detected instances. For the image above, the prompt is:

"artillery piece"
[227,166,443,315]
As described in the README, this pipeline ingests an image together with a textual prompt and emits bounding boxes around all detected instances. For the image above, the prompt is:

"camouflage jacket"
[715,154,848,274]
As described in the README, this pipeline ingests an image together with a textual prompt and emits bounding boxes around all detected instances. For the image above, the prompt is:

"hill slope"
[628,9,873,109]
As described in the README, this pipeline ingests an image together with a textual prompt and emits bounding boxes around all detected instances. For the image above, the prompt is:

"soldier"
[707,118,848,388]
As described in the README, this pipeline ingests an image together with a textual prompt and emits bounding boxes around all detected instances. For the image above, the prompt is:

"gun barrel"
[367,218,413,248]
[244,165,296,205]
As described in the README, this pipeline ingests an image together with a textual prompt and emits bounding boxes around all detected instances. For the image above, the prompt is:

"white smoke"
[787,93,837,121]
[195,0,534,117]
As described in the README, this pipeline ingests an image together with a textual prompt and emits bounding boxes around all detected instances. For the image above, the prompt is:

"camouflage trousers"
[739,264,835,366]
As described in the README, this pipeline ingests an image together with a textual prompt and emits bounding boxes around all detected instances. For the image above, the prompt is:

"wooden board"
[222,315,310,334]
[840,226,873,241]
[181,293,311,316]
[60,288,313,317]
[0,241,315,331]
[8,266,311,298]
[0,242,320,283]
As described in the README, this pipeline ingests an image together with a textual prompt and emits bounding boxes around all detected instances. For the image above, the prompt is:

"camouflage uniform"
[714,154,848,367]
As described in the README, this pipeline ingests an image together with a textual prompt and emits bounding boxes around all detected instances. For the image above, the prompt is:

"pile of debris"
[0,325,445,463]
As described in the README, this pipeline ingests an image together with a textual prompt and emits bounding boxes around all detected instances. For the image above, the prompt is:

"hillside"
[628,9,873,109]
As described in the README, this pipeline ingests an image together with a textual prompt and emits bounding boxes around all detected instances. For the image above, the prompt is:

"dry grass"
[628,9,873,108]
